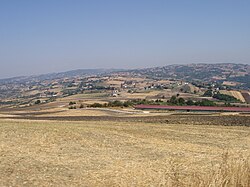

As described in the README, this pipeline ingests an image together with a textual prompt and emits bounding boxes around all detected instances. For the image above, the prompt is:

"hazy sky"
[0,0,250,78]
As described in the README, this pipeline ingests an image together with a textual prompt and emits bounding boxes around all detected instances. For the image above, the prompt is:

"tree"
[35,100,41,104]
[203,90,213,97]
[177,97,185,105]
[213,93,239,102]
[186,99,194,106]
[123,101,133,107]
[196,99,216,106]
[169,96,177,104]
[90,103,103,107]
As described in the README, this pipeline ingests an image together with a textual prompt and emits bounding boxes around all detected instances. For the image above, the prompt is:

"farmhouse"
[134,105,250,112]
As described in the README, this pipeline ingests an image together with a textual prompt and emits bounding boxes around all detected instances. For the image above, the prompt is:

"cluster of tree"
[168,96,185,105]
[67,92,241,109]
[168,96,216,106]
[89,100,133,108]
[68,103,85,109]
[77,95,243,109]
[68,101,77,109]
[89,99,161,108]
[88,97,218,108]
[190,99,216,106]
[203,90,239,103]
[213,93,239,103]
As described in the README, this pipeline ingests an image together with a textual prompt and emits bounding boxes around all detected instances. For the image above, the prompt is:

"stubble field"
[0,115,249,186]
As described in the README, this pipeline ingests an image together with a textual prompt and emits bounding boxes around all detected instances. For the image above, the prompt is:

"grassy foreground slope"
[0,119,249,186]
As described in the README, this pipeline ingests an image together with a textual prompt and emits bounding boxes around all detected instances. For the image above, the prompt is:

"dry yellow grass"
[62,92,110,100]
[0,118,249,186]
[230,91,246,102]
[42,108,112,117]
[219,90,246,102]
[120,90,163,99]
[106,80,123,85]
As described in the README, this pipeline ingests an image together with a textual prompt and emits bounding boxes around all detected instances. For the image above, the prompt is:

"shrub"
[90,103,103,108]
[69,101,76,105]
[203,90,213,97]
[177,98,185,105]
[213,93,239,102]
[35,100,41,104]
[186,99,194,106]
[196,99,216,106]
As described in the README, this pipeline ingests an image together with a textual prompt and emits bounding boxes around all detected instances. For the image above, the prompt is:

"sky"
[0,0,250,78]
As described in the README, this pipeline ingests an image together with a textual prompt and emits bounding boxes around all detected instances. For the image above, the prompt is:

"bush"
[69,101,76,105]
[213,93,239,102]
[90,103,103,108]
[168,96,186,105]
[195,99,216,106]
[203,90,213,97]
[186,99,194,106]
[177,98,185,105]
[169,96,177,104]
[35,100,41,104]
[123,101,133,107]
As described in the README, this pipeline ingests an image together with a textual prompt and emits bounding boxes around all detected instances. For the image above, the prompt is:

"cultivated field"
[0,113,249,186]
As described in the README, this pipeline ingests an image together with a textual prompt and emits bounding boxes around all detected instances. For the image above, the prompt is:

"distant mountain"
[124,63,250,89]
[0,63,249,86]
[0,69,122,84]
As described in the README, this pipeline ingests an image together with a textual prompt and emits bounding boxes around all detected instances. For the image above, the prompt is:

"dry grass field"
[120,90,165,100]
[0,115,249,186]
[219,90,246,103]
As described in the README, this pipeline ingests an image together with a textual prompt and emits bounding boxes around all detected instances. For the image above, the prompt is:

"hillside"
[127,63,250,88]
[1,63,249,86]
[0,63,250,107]
[0,69,120,84]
